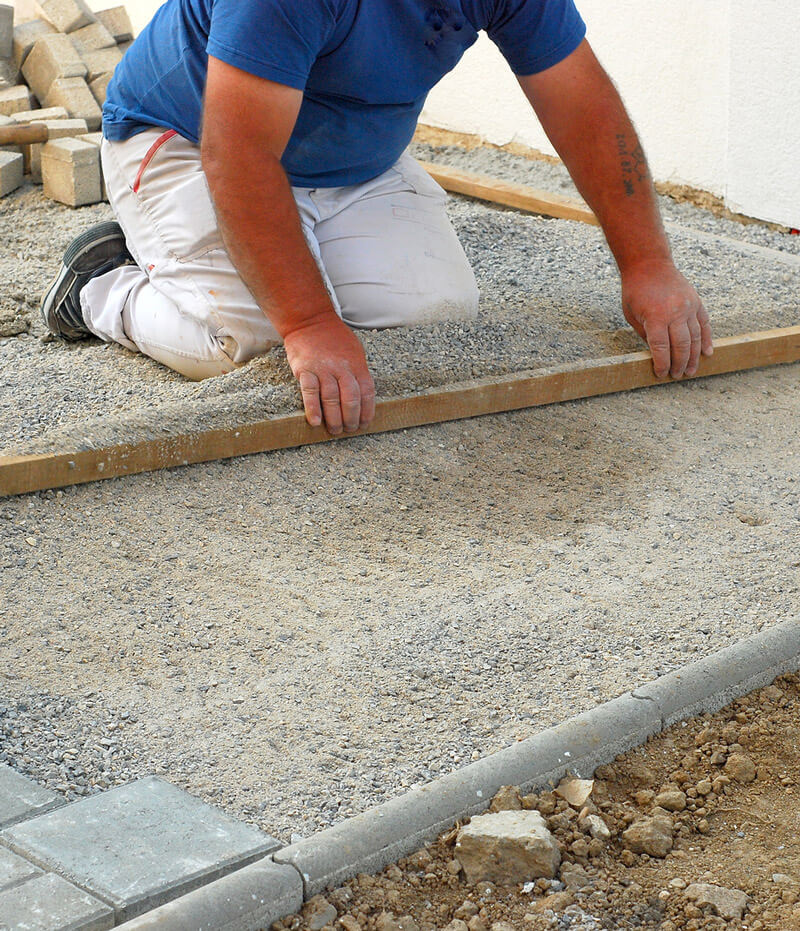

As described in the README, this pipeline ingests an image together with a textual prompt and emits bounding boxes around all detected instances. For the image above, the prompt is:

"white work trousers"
[80,128,480,380]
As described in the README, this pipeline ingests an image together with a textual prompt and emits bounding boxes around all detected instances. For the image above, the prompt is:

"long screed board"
[1,326,799,497]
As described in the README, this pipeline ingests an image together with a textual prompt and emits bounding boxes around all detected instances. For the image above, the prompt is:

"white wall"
[12,0,799,226]
[422,0,799,228]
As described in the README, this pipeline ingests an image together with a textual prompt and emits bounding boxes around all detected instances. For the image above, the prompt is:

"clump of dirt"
[275,674,800,930]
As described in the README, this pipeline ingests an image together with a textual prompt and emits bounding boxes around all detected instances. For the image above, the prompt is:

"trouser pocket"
[126,129,225,264]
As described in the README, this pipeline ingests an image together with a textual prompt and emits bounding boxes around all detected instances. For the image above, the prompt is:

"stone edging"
[117,618,800,930]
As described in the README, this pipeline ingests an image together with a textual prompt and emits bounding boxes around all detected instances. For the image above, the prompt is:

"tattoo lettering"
[616,134,647,197]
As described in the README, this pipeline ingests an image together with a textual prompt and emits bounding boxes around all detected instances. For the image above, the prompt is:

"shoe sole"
[41,221,127,340]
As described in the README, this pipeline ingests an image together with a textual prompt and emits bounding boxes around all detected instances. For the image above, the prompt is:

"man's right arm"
[201,55,375,435]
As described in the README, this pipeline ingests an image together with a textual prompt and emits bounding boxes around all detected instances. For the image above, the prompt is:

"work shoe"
[41,220,133,341]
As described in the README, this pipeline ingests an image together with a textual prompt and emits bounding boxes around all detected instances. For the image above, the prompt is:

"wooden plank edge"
[420,161,599,226]
[1,325,799,498]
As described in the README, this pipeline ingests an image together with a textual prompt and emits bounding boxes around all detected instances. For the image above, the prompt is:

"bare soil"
[278,675,800,931]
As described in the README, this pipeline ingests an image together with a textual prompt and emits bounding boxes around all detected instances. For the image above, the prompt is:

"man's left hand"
[622,260,713,379]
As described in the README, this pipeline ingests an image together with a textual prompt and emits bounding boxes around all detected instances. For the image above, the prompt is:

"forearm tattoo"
[616,134,647,196]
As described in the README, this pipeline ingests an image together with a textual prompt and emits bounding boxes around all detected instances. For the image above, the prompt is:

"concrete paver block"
[81,45,121,82]
[70,21,116,55]
[12,17,56,68]
[1,776,281,922]
[22,33,86,101]
[41,134,100,204]
[81,129,106,198]
[28,115,87,181]
[95,7,133,44]
[0,764,63,828]
[0,84,32,116]
[115,858,302,931]
[36,0,96,34]
[44,75,101,130]
[0,5,13,60]
[11,105,68,123]
[0,846,42,893]
[88,71,111,108]
[0,56,19,90]
[0,872,113,931]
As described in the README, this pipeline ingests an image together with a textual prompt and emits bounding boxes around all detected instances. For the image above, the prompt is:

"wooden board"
[1,325,799,498]
[421,161,598,225]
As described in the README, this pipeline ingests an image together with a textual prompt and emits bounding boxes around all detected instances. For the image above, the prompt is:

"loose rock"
[654,789,687,812]
[301,895,338,930]
[725,752,757,783]
[455,810,560,884]
[488,785,523,812]
[684,883,749,920]
[375,915,419,931]
[622,815,674,858]
[554,776,594,808]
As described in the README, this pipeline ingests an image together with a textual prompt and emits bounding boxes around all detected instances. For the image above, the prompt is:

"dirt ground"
[279,675,800,931]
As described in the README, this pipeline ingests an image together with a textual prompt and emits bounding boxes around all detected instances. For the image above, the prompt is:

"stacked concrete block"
[0,112,22,155]
[0,146,22,193]
[81,44,121,78]
[0,84,32,115]
[10,103,68,121]
[0,4,18,89]
[36,0,96,34]
[96,6,132,43]
[0,4,12,59]
[11,16,56,68]
[82,127,105,197]
[0,57,19,88]
[1,2,134,200]
[41,134,100,204]
[21,32,85,99]
[44,74,100,128]
[83,45,120,105]
[29,115,87,180]
[70,20,115,53]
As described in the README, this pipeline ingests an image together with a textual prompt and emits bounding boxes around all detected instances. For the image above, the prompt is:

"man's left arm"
[518,39,713,379]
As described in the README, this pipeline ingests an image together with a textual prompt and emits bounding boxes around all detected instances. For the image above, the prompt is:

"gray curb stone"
[633,617,800,724]
[274,693,661,896]
[275,619,800,898]
[5,619,799,929]
[113,859,302,931]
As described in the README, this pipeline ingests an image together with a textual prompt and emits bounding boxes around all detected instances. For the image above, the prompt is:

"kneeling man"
[41,0,712,435]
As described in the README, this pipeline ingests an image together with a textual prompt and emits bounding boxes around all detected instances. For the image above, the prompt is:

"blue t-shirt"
[104,0,585,187]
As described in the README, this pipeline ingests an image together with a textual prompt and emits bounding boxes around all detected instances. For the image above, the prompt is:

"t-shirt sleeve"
[485,0,586,75]
[206,0,338,90]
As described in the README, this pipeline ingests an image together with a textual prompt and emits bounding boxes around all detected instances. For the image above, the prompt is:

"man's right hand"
[202,59,376,435]
[283,315,376,435]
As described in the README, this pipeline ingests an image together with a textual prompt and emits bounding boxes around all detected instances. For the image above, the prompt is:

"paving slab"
[0,871,113,931]
[0,846,41,893]
[1,776,281,922]
[0,763,63,830]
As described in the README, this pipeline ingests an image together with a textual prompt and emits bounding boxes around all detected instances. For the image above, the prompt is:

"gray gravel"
[1,362,799,842]
[0,142,798,845]
[1,143,798,455]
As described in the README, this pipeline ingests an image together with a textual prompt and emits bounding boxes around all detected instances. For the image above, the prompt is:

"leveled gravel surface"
[0,143,798,845]
[1,143,798,455]
[1,362,799,842]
